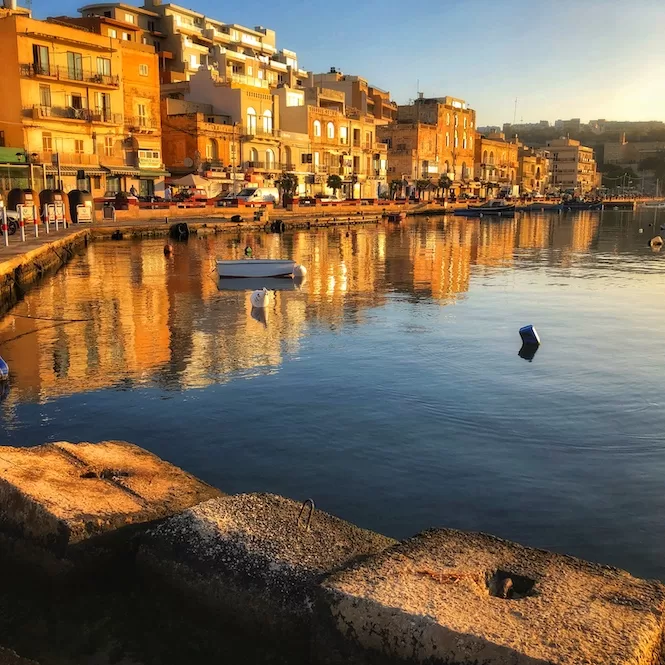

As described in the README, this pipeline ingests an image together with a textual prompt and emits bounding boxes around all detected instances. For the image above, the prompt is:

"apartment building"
[79,0,309,88]
[277,85,388,198]
[379,94,476,194]
[474,132,519,196]
[518,146,550,194]
[546,138,597,193]
[310,68,397,124]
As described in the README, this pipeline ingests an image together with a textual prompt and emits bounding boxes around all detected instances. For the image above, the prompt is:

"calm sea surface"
[1,211,664,579]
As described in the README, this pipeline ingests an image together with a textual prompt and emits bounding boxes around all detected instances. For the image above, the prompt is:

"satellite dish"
[183,157,194,167]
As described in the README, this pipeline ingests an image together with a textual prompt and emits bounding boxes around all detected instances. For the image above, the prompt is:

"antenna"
[513,97,518,126]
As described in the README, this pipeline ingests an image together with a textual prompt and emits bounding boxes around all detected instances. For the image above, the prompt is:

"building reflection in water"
[0,214,600,405]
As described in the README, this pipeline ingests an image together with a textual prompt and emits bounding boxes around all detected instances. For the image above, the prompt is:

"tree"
[415,179,431,200]
[275,172,299,206]
[639,153,665,181]
[437,175,453,200]
[600,163,639,189]
[326,174,343,197]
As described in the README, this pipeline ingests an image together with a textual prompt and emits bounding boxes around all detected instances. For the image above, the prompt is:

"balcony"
[38,151,100,167]
[24,105,121,124]
[239,126,277,140]
[20,63,119,87]
[127,116,159,134]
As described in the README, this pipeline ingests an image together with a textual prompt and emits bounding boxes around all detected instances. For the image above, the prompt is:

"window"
[265,149,275,168]
[229,29,239,41]
[103,10,111,17]
[190,54,198,69]
[74,139,84,154]
[257,70,263,79]
[39,85,51,108]
[67,52,83,80]
[339,126,348,144]
[153,40,160,51]
[137,103,147,126]
[262,110,272,133]
[463,117,467,129]
[482,150,488,164]
[249,147,259,164]
[122,32,131,41]
[32,44,49,75]
[107,175,120,194]
[205,139,218,159]
[124,12,134,23]
[462,132,467,150]
[139,63,149,76]
[313,120,321,137]
[97,57,111,77]
[446,113,450,126]
[314,151,320,167]
[139,179,154,197]
[445,132,450,147]
[108,28,117,38]
[454,131,458,148]
[285,91,303,107]
[104,136,114,156]
[246,107,257,133]
[247,65,253,76]
[454,115,458,127]
[95,92,111,120]
[42,132,52,152]
[70,93,83,110]
[326,122,334,139]
[148,20,155,31]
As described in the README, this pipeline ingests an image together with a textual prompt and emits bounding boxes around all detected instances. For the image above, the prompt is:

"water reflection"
[0,211,649,406]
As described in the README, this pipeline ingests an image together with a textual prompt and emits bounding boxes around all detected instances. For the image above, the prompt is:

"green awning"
[138,170,170,178]
[0,146,28,164]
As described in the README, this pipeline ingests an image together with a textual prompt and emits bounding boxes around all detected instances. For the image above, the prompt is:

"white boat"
[642,201,665,209]
[216,259,296,278]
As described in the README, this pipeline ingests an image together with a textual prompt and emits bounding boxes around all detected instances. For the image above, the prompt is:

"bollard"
[33,205,39,238]
[18,205,26,242]
[1,208,7,247]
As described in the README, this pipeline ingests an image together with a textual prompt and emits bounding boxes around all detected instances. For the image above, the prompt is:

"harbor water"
[1,210,664,579]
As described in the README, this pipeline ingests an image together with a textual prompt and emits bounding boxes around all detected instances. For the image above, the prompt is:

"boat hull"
[216,259,296,278]
[217,277,299,291]
[454,209,515,218]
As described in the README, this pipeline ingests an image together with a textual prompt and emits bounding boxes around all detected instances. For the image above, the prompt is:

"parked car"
[315,193,346,203]
[235,187,279,204]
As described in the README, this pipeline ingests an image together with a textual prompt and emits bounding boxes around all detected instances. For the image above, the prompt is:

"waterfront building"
[518,145,550,195]
[546,138,597,193]
[78,0,309,88]
[276,84,388,198]
[474,132,519,197]
[378,93,476,196]
[0,8,167,196]
[309,69,397,125]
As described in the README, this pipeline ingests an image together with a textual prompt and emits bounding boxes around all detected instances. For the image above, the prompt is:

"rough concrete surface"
[0,648,38,665]
[140,493,395,630]
[0,440,221,553]
[321,528,665,665]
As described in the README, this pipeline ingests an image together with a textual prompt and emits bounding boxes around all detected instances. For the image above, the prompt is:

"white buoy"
[250,288,271,308]
[519,325,541,346]
[293,264,307,278]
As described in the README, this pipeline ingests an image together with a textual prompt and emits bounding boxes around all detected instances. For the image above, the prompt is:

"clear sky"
[31,0,665,126]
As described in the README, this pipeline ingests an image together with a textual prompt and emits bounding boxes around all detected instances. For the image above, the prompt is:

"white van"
[235,187,279,204]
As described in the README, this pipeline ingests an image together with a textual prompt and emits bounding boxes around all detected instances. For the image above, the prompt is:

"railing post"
[33,205,39,238]
[44,205,50,234]
[1,208,8,247]
[17,205,26,242]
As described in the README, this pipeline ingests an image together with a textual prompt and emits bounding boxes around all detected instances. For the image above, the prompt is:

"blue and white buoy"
[519,325,541,346]
[0,356,9,381]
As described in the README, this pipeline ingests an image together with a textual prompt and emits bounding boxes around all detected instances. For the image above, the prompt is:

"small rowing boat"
[454,199,515,218]
[216,259,297,278]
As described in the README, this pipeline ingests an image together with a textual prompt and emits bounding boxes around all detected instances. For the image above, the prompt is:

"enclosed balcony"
[20,63,120,88]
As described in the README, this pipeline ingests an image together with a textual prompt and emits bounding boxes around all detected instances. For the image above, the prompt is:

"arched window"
[482,150,488,164]
[445,133,450,147]
[265,148,275,168]
[446,113,450,126]
[283,146,292,169]
[489,151,495,165]
[206,139,218,160]
[262,110,272,133]
[454,131,458,148]
[469,135,473,150]
[246,107,257,134]
[313,120,321,137]
[249,147,259,165]
[535,167,541,180]
[463,117,467,129]
[326,122,335,139]
[444,160,450,174]
[462,131,467,150]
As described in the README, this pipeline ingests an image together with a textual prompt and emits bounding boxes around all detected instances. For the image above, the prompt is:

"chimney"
[418,92,424,100]
[3,0,18,10]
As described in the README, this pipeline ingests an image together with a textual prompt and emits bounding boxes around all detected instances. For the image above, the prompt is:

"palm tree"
[415,179,431,201]
[326,174,343,197]
[275,172,299,207]
[437,175,453,201]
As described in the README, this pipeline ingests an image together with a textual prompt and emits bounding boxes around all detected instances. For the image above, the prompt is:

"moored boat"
[641,201,665,209]
[216,259,297,278]
[454,199,515,218]
[383,211,406,223]
[561,201,603,211]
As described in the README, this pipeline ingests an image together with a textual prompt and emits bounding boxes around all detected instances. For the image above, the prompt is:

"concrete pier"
[320,529,665,665]
[139,493,395,633]
[1,441,664,665]
[0,440,221,557]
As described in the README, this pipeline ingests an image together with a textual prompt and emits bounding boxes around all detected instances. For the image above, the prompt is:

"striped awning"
[138,169,170,177]
[44,165,107,176]
[105,166,141,176]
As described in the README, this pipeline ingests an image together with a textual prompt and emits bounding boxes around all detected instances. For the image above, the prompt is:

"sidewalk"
[0,226,80,268]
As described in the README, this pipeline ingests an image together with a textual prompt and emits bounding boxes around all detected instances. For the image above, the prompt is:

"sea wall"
[0,440,664,665]
[0,230,89,315]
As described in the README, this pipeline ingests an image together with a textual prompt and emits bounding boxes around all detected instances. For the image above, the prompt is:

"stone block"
[0,440,221,555]
[320,529,665,665]
[139,493,395,632]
